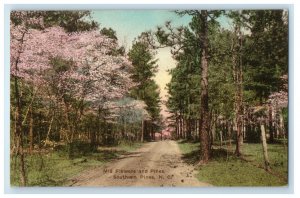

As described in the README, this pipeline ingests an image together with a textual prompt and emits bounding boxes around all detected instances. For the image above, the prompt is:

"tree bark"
[199,10,210,162]
[175,114,179,139]
[63,102,72,143]
[13,30,27,186]
[268,104,274,143]
[227,121,232,149]
[44,115,54,146]
[260,123,271,171]
[15,103,27,186]
[219,130,223,149]
[232,25,244,156]
[141,119,144,142]
[179,115,183,139]
[29,107,34,154]
[183,117,185,139]
[187,119,192,140]
[211,117,216,145]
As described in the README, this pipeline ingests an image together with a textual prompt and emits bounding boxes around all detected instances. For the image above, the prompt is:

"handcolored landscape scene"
[10,10,288,187]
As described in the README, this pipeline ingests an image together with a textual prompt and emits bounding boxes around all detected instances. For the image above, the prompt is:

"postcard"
[9,9,288,188]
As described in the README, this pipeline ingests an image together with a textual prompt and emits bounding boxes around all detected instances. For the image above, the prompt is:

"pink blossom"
[11,22,135,108]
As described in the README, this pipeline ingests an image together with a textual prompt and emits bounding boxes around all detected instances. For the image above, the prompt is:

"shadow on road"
[117,151,143,159]
[181,150,200,165]
[179,141,243,165]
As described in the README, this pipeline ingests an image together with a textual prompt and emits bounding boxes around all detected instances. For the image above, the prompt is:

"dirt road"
[69,140,211,187]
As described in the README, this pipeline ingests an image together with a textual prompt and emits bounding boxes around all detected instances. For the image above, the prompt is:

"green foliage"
[100,27,118,40]
[143,80,161,119]
[241,10,288,102]
[43,11,99,32]
[166,16,235,122]
[208,27,235,118]
[11,11,99,32]
[128,40,161,121]
[128,41,158,82]
[165,22,202,121]
[100,27,126,56]
[49,56,74,73]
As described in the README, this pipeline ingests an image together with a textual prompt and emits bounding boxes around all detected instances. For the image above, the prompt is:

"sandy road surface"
[68,140,211,187]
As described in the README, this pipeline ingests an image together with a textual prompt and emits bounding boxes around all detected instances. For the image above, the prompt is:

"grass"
[10,142,143,186]
[241,143,288,177]
[177,140,288,186]
[177,140,200,155]
[178,140,201,164]
[117,141,143,152]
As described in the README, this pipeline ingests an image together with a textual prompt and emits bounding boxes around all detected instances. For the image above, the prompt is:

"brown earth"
[68,140,211,187]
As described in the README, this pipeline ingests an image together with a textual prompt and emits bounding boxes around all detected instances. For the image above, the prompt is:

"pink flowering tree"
[267,75,288,141]
[10,10,137,154]
[11,26,134,99]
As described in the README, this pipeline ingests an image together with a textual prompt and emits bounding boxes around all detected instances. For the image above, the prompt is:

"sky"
[91,10,192,117]
[91,10,232,118]
[91,10,191,48]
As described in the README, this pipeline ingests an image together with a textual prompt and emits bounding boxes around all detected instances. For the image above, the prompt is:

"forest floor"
[67,140,211,187]
[10,142,143,186]
[178,140,288,186]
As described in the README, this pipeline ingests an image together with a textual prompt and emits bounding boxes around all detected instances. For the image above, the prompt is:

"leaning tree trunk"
[199,10,210,162]
[260,120,271,172]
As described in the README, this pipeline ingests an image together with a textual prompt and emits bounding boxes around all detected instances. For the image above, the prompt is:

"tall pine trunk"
[199,10,210,162]
[232,25,244,156]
